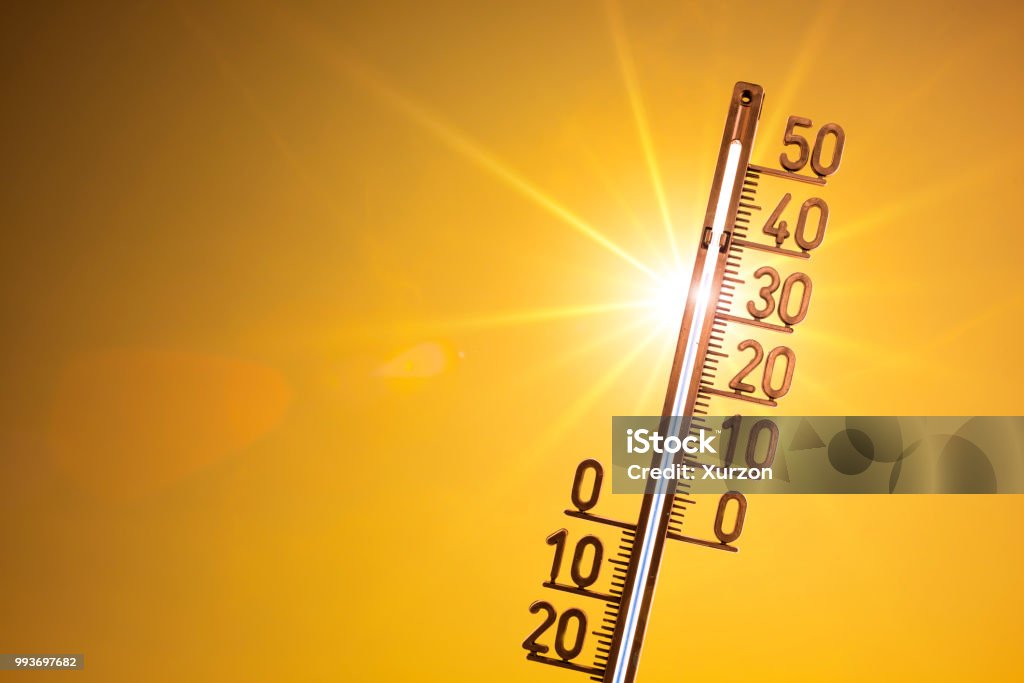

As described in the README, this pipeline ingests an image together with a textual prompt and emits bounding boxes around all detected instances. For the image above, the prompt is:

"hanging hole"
[740,90,753,105]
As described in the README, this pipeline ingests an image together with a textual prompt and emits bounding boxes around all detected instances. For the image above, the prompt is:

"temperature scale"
[521,82,847,683]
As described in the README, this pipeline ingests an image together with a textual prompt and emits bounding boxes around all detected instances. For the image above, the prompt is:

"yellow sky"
[0,1,1022,680]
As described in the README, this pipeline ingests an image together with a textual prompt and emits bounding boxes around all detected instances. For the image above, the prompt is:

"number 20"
[522,602,587,660]
[728,340,796,399]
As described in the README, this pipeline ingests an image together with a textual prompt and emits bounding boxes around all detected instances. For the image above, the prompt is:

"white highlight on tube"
[673,139,742,415]
[611,140,743,683]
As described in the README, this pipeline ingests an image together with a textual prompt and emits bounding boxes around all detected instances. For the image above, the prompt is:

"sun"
[646,269,690,333]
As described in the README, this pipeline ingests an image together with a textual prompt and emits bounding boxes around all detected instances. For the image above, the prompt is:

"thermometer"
[522,81,846,683]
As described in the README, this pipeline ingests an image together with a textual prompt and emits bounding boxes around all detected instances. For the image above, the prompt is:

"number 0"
[570,459,602,511]
[714,492,747,544]
[811,123,845,176]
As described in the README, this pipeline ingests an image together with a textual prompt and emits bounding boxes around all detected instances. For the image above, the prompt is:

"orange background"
[1,1,1022,681]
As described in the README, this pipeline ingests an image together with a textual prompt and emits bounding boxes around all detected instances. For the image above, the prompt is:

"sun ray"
[759,0,844,153]
[828,153,1017,249]
[281,14,661,282]
[566,124,672,274]
[345,299,657,341]
[482,312,666,503]
[605,0,682,270]
[629,324,676,415]
[525,321,665,460]
[506,312,660,394]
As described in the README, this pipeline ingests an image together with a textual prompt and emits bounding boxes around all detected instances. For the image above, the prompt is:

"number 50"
[779,116,845,177]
